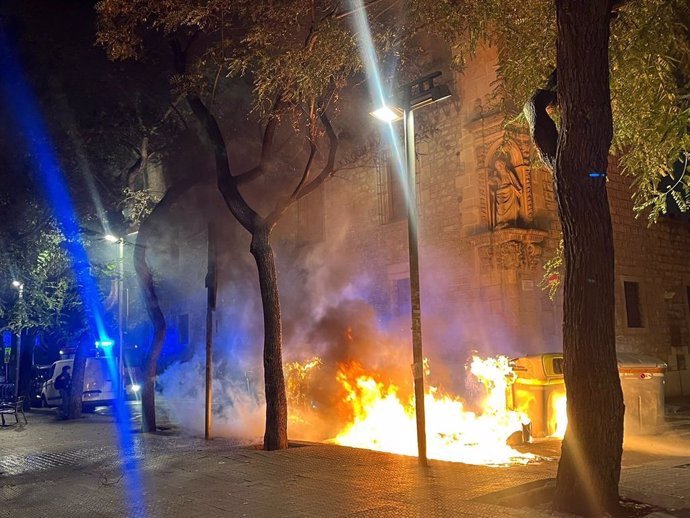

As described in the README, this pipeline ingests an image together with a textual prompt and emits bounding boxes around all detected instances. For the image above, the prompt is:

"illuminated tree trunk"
[525,2,625,515]
[187,94,290,450]
[67,342,86,419]
[251,226,288,450]
[134,229,165,433]
[134,177,202,433]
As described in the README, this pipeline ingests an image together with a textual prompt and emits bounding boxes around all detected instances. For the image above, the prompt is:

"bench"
[0,385,28,426]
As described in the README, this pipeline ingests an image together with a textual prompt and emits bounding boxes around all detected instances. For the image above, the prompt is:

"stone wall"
[308,46,690,395]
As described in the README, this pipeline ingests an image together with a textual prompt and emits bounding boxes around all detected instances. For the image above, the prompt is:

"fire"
[331,356,535,466]
[285,356,322,423]
[550,392,568,439]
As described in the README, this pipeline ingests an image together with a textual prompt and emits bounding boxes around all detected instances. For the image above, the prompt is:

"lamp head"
[370,105,404,123]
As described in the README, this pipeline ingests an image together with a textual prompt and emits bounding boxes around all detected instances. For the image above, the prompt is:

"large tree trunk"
[134,178,202,432]
[186,94,291,450]
[552,1,625,515]
[18,329,34,410]
[250,226,288,450]
[134,234,166,433]
[67,341,87,419]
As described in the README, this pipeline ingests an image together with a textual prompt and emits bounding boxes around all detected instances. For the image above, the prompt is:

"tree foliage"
[0,222,86,342]
[416,0,690,221]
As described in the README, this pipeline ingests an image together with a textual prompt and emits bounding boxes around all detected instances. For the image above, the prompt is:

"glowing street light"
[370,105,403,123]
[370,71,452,466]
[104,234,119,243]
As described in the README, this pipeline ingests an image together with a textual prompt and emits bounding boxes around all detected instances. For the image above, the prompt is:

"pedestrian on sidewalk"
[55,365,71,419]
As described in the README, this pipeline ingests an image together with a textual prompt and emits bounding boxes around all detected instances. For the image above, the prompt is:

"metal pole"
[205,222,217,440]
[118,239,125,401]
[14,284,23,399]
[404,108,427,465]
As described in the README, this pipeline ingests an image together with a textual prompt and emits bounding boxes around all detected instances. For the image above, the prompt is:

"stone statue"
[489,158,523,229]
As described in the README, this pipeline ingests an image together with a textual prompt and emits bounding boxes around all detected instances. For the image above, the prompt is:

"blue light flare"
[0,29,146,515]
[346,0,411,208]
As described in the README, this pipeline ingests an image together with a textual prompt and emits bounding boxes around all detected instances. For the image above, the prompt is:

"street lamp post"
[11,280,24,400]
[105,234,125,401]
[371,72,451,466]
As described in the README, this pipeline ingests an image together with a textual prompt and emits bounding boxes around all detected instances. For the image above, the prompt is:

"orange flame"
[331,356,535,465]
[549,392,568,439]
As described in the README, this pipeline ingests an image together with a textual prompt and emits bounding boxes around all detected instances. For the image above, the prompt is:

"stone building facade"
[281,46,690,397]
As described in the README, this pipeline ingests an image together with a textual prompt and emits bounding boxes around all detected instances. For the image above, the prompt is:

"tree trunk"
[134,225,166,433]
[19,329,34,410]
[133,178,204,432]
[552,1,625,515]
[67,341,87,419]
[250,226,288,450]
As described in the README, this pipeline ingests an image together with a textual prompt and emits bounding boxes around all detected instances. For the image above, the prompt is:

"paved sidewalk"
[1,408,689,518]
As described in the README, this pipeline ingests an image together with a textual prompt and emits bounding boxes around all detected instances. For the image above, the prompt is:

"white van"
[40,357,115,410]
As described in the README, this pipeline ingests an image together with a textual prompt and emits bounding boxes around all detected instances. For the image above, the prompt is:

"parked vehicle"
[30,365,53,407]
[40,357,115,411]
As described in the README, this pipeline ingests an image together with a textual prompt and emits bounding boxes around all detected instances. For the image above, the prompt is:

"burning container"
[509,352,667,438]
[509,353,566,438]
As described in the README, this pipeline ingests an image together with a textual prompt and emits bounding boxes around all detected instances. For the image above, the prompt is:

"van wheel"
[82,404,95,413]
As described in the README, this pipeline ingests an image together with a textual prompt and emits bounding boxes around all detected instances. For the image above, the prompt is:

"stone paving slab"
[2,408,690,517]
[620,457,690,512]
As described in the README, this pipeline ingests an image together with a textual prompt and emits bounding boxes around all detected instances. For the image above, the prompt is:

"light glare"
[371,105,403,122]
[104,234,119,243]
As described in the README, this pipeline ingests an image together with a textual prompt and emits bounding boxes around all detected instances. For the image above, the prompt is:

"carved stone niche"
[469,228,548,273]
[483,141,534,231]
[465,111,535,232]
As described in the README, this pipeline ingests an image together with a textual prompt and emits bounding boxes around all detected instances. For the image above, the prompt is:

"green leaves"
[540,238,564,301]
[0,223,84,335]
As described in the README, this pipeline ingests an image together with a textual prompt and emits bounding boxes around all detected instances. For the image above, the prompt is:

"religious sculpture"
[488,158,523,229]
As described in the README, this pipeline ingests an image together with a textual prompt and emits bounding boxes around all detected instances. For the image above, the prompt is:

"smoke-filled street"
[2,0,690,516]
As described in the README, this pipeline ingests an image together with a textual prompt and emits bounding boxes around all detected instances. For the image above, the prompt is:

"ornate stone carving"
[497,240,523,269]
[469,228,548,273]
[525,243,543,271]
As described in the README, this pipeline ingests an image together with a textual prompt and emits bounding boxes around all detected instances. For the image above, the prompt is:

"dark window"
[376,153,408,225]
[624,281,643,328]
[388,164,407,223]
[178,314,189,345]
[552,357,564,375]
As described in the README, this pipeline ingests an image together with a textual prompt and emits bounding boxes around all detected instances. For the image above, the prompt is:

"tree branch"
[235,96,283,186]
[295,110,338,200]
[289,138,318,201]
[187,94,259,233]
[524,69,558,172]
